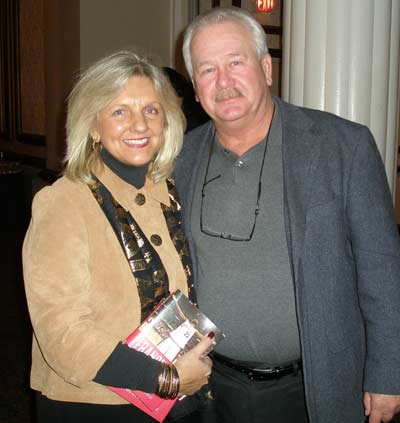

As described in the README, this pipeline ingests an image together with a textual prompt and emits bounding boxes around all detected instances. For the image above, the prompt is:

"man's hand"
[364,392,400,423]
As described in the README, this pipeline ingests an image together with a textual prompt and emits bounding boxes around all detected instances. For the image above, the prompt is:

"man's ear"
[261,54,273,87]
[191,79,200,103]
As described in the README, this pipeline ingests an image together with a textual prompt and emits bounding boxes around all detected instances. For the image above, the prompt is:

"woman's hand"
[174,335,214,396]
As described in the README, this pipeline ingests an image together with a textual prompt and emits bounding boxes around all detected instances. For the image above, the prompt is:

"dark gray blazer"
[174,97,400,422]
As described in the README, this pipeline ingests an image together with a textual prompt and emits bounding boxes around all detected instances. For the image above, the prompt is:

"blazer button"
[150,234,162,246]
[135,193,146,206]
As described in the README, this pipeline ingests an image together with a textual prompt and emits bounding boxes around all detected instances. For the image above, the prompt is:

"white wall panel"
[282,0,400,194]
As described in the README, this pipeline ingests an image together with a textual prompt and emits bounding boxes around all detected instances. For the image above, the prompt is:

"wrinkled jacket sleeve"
[346,127,400,393]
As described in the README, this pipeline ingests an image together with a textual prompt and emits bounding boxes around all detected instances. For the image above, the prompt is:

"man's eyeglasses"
[200,117,273,242]
[200,174,262,241]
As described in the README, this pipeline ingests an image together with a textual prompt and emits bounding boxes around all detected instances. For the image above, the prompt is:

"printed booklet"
[108,290,224,422]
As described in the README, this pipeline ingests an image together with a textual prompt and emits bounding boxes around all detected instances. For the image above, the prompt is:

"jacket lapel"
[278,98,321,281]
[180,122,214,258]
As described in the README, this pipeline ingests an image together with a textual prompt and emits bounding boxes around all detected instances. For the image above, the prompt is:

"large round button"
[135,193,146,206]
[150,234,162,246]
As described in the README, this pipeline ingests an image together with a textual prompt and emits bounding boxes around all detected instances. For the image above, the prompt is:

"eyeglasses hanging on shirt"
[200,106,275,242]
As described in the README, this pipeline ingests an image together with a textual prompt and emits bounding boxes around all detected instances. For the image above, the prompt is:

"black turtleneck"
[100,147,148,189]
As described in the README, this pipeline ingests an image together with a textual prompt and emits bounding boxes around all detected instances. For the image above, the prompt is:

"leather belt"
[212,352,302,381]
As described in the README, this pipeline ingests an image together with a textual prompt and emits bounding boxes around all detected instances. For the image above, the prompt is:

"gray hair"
[64,50,185,184]
[183,7,269,79]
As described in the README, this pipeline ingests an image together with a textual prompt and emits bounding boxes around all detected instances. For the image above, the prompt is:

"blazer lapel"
[179,122,214,280]
[278,98,321,281]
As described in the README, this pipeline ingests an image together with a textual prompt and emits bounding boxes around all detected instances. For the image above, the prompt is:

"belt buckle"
[247,366,278,381]
[250,364,295,381]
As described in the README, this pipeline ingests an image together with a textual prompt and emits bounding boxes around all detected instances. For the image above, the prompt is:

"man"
[174,7,400,423]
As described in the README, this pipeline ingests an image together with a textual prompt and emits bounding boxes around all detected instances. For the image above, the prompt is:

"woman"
[22,51,213,422]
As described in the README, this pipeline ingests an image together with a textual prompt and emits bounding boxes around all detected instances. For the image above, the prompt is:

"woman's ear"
[90,129,100,143]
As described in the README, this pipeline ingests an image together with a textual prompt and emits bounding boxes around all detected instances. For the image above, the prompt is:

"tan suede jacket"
[22,165,189,404]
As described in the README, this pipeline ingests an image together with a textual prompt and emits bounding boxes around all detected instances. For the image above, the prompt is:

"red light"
[256,0,275,12]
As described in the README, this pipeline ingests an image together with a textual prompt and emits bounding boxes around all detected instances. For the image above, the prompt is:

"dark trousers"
[36,393,197,423]
[189,358,309,423]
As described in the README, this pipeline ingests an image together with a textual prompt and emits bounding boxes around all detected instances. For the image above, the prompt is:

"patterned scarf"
[89,176,196,321]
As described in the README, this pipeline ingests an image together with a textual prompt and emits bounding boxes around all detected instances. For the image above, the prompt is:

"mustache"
[215,88,243,101]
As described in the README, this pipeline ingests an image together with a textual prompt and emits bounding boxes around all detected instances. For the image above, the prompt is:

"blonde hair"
[64,50,185,184]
